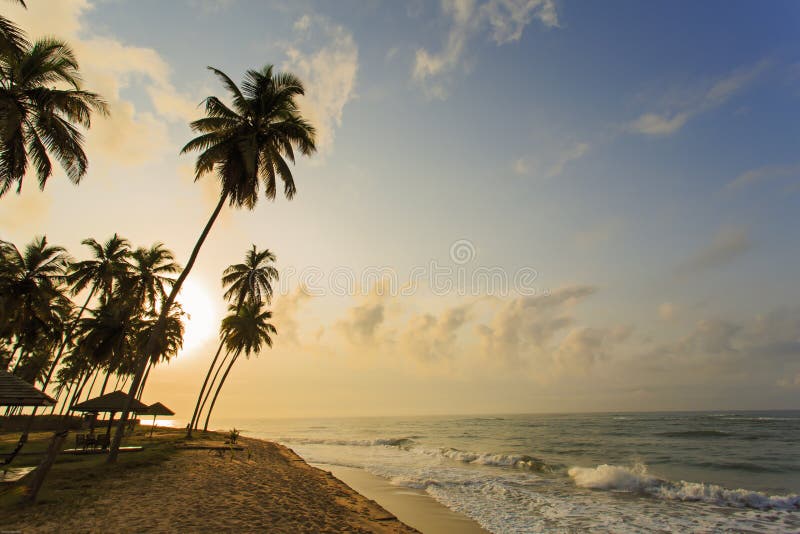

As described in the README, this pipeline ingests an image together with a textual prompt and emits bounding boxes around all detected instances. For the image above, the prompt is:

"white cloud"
[483,0,559,44]
[413,0,558,99]
[629,60,770,136]
[7,0,200,172]
[283,15,359,157]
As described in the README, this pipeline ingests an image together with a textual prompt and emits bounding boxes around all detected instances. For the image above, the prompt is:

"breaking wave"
[428,447,555,473]
[568,463,800,510]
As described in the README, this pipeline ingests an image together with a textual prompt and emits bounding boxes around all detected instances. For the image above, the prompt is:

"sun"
[176,279,216,356]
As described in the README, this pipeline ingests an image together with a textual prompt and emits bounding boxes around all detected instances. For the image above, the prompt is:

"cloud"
[475,285,599,369]
[727,162,800,190]
[629,60,770,136]
[336,294,386,345]
[398,304,471,363]
[283,14,359,157]
[628,112,690,136]
[7,0,200,174]
[646,307,800,373]
[658,302,677,321]
[514,142,590,179]
[674,227,752,277]
[413,0,558,99]
[272,287,314,346]
[483,0,559,44]
[555,325,632,370]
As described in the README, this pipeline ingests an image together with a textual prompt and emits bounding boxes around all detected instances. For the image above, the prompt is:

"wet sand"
[321,464,488,534]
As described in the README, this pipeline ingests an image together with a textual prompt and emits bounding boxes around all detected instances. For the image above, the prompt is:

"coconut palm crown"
[0,36,108,195]
[181,65,316,207]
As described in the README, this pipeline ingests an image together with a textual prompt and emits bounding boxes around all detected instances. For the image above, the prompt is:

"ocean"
[222,411,800,532]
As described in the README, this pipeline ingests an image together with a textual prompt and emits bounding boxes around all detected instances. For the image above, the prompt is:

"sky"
[2,0,800,419]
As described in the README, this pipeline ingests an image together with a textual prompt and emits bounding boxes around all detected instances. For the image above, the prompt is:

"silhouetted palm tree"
[41,235,132,390]
[0,35,107,195]
[0,1,28,61]
[125,243,180,312]
[203,302,275,431]
[0,237,70,373]
[188,245,278,436]
[108,65,315,462]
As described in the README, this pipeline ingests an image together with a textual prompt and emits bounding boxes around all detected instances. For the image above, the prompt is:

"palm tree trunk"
[18,286,99,450]
[57,379,76,416]
[41,286,97,390]
[196,349,230,430]
[108,193,228,464]
[203,353,239,432]
[136,362,151,401]
[11,348,27,373]
[67,371,91,416]
[98,368,111,396]
[83,367,100,401]
[187,337,226,437]
[194,351,230,430]
[4,343,20,372]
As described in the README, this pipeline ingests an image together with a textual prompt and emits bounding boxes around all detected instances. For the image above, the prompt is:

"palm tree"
[0,35,107,196]
[125,243,180,312]
[41,235,132,390]
[188,245,277,436]
[0,236,70,372]
[203,302,276,431]
[0,1,28,61]
[107,65,316,463]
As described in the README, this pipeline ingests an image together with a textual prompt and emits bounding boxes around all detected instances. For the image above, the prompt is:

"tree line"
[1,0,316,501]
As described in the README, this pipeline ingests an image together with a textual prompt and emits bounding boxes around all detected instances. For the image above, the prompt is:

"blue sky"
[3,0,800,417]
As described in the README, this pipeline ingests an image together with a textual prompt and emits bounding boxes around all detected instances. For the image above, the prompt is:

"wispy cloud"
[674,227,752,277]
[629,60,771,136]
[413,0,558,99]
[8,0,201,171]
[727,162,800,190]
[283,14,359,157]
[513,142,590,179]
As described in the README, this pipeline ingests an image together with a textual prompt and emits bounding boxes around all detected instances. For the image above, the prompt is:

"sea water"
[220,411,800,532]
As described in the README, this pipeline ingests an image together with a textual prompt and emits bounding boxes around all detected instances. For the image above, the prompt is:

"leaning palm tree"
[203,302,276,431]
[0,36,108,195]
[107,65,316,463]
[187,245,278,436]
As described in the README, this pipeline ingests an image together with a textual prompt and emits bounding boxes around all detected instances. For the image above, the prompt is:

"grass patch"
[0,426,195,513]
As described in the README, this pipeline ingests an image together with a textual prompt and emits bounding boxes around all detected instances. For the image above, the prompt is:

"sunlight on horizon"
[177,279,216,357]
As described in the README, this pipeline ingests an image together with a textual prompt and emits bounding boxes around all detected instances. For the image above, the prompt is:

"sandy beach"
[2,431,423,533]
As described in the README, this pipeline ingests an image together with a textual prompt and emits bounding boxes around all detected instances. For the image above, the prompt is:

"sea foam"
[568,463,800,510]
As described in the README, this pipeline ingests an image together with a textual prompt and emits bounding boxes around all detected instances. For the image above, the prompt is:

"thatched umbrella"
[141,402,175,438]
[71,391,149,438]
[0,371,56,464]
[0,371,55,407]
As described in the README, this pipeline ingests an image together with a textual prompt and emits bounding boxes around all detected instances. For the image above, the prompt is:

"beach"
[0,429,483,533]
